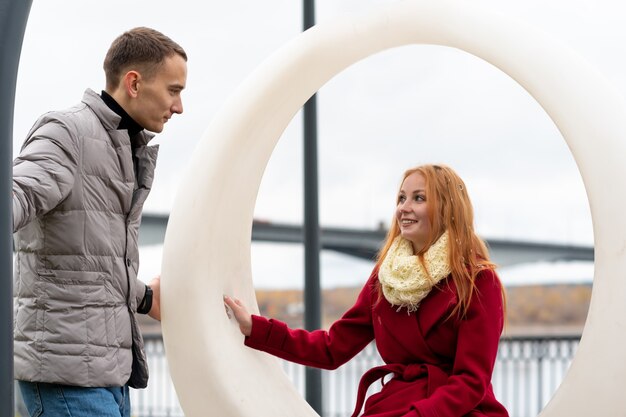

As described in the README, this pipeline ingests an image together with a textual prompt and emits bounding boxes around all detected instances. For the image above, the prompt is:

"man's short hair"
[103,27,187,91]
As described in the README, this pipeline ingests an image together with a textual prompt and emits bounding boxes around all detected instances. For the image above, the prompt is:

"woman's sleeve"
[244,273,377,370]
[410,269,505,417]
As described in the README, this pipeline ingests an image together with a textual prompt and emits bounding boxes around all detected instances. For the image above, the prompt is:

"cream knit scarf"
[378,231,451,313]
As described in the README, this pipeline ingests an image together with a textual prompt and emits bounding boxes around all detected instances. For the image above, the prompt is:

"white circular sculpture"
[161,0,626,416]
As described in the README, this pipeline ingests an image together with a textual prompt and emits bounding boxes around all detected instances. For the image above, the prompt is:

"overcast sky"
[13,0,626,287]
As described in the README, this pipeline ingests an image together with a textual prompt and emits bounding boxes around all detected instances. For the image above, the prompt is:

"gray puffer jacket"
[12,89,158,388]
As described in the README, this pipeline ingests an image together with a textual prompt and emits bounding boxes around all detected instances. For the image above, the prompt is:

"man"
[12,27,187,416]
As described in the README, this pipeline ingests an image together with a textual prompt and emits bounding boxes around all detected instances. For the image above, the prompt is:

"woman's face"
[396,172,431,253]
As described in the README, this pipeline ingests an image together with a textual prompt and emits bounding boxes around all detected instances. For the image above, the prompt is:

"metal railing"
[129,333,579,417]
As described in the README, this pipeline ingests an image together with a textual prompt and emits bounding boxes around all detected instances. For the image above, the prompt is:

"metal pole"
[0,1,32,416]
[302,0,322,414]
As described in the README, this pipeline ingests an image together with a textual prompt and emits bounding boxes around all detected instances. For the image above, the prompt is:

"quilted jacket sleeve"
[244,273,377,370]
[12,119,79,232]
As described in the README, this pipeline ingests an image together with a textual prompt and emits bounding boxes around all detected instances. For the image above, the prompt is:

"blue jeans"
[18,381,130,417]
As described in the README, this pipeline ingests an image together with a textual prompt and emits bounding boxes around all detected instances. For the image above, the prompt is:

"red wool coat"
[245,268,508,417]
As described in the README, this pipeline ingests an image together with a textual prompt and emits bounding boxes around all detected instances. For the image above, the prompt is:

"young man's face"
[131,54,187,133]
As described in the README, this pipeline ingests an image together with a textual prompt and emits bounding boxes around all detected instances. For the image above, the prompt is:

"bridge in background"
[140,213,593,267]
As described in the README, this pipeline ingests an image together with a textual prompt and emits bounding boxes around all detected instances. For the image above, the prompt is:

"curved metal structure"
[161,0,626,416]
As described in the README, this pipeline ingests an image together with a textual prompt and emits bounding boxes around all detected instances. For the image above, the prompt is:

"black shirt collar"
[100,91,144,138]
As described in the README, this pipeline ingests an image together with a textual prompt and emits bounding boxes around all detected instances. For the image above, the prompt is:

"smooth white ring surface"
[161,1,626,416]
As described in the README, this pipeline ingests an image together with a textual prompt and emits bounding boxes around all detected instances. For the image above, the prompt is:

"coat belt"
[351,363,449,417]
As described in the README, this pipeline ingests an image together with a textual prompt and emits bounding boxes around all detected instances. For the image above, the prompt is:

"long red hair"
[375,164,505,318]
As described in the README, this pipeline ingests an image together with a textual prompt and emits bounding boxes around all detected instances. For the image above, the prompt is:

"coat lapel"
[416,278,458,338]
[374,276,457,362]
[375,296,431,361]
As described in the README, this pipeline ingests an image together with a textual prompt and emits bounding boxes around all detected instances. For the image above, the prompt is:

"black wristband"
[137,285,153,314]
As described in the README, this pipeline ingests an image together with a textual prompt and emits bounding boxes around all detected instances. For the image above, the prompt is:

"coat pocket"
[37,269,105,305]
[36,269,109,349]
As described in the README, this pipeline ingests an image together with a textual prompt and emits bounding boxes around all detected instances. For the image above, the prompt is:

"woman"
[225,164,508,417]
